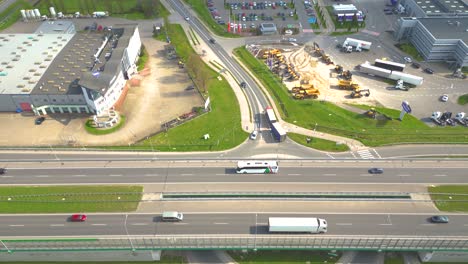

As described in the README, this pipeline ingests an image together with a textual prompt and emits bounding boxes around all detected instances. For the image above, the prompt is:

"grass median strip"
[429,185,468,212]
[0,186,142,213]
[163,193,411,199]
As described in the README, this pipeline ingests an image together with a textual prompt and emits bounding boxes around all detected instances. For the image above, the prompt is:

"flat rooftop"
[0,33,72,95]
[35,20,75,34]
[414,0,468,14]
[418,17,468,43]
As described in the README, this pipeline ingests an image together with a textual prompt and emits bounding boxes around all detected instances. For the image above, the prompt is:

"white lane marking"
[433,174,447,177]
[50,224,64,227]
[398,174,411,177]
[323,174,336,176]
[131,223,148,226]
[463,224,468,226]
[91,224,107,226]
[9,225,24,227]
[72,175,87,177]
[359,174,373,176]
[257,222,268,225]
[36,175,49,178]
[109,174,122,177]
[215,174,228,176]
[420,224,436,226]
[173,223,189,225]
[213,222,229,225]
[1,176,13,178]
[379,224,393,226]
[287,174,301,176]
[144,174,159,177]
[180,174,193,176]
[336,223,353,226]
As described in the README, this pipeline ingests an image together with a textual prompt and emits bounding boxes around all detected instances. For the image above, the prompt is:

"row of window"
[33,98,84,103]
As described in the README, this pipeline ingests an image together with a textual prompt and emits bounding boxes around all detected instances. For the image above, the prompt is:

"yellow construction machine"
[365,108,377,119]
[293,88,320,99]
[335,64,343,74]
[338,80,360,91]
[350,89,370,98]
[340,70,352,80]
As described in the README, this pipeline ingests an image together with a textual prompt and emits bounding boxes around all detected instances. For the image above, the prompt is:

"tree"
[186,54,211,93]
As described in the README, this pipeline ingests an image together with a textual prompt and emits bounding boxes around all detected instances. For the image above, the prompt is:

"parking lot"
[207,0,301,35]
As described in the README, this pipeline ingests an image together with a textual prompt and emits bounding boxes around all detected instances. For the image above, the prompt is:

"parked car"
[424,68,434,74]
[70,214,87,222]
[403,57,412,63]
[250,130,258,140]
[440,94,449,102]
[368,168,384,174]
[411,62,421,69]
[430,215,449,223]
[35,116,45,125]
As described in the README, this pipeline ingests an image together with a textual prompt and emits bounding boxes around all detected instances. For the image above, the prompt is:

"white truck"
[268,217,327,233]
[360,63,391,78]
[389,71,423,86]
[343,38,372,52]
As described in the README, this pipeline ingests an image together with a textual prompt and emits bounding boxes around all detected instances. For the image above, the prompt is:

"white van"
[161,211,183,222]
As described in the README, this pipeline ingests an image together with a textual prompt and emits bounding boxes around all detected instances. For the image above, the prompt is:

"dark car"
[424,68,434,74]
[0,168,5,175]
[35,116,45,125]
[70,214,87,222]
[240,81,247,88]
[209,38,216,44]
[368,168,384,174]
[431,215,449,223]
[411,62,421,69]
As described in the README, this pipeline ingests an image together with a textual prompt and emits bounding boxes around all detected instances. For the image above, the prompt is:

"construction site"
[246,42,374,103]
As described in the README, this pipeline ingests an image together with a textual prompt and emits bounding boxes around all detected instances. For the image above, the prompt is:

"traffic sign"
[401,101,412,113]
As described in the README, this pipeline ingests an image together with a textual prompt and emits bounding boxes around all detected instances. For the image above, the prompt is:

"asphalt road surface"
[0,213,466,237]
[1,165,467,185]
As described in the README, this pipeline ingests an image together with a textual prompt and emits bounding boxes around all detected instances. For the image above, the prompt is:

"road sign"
[401,101,411,113]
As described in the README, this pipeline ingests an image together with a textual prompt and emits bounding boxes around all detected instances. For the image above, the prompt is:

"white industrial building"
[0,21,141,115]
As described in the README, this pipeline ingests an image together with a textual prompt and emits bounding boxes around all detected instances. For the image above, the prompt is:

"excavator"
[350,89,370,98]
[335,65,343,74]
[341,70,352,80]
[338,80,360,91]
[313,42,333,65]
[365,108,377,119]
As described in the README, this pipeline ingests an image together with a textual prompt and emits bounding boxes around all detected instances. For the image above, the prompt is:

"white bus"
[236,160,279,174]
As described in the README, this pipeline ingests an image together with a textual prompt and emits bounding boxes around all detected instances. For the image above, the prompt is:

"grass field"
[385,252,404,264]
[287,132,350,152]
[137,46,149,71]
[395,43,424,61]
[0,0,31,31]
[233,46,468,146]
[429,185,468,212]
[0,186,142,213]
[229,250,339,264]
[458,94,468,105]
[183,0,240,38]
[35,0,169,20]
[4,255,187,264]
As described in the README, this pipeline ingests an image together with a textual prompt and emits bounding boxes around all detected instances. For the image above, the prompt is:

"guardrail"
[2,235,468,252]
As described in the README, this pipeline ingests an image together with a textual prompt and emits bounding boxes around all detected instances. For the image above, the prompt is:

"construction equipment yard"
[246,43,375,105]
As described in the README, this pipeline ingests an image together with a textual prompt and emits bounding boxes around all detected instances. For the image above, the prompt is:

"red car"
[70,214,87,222]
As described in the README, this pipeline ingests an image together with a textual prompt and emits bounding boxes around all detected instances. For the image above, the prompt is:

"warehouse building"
[0,21,141,115]
[394,17,468,67]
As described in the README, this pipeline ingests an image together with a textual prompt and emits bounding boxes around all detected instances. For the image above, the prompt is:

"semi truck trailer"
[268,217,328,233]
[343,38,372,51]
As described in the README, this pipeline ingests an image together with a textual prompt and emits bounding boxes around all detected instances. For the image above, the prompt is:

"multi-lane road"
[1,213,466,237]
[1,162,467,184]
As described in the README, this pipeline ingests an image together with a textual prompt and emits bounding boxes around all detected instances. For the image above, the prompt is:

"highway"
[0,213,467,237]
[1,164,467,184]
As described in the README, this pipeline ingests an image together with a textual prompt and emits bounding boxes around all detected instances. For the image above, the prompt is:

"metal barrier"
[2,235,468,252]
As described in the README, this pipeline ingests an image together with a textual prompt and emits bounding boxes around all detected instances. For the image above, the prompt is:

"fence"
[2,235,468,252]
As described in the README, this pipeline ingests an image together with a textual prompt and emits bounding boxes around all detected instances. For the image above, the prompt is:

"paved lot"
[0,18,204,146]
[209,0,301,35]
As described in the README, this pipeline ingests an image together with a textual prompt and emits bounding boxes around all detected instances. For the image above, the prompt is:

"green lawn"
[229,250,340,264]
[183,0,239,38]
[395,43,424,61]
[288,133,350,152]
[4,255,187,264]
[35,0,169,19]
[0,0,32,31]
[233,46,468,146]
[0,186,142,213]
[458,94,468,105]
[385,252,404,264]
[84,115,126,135]
[429,185,468,212]
[137,46,149,71]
